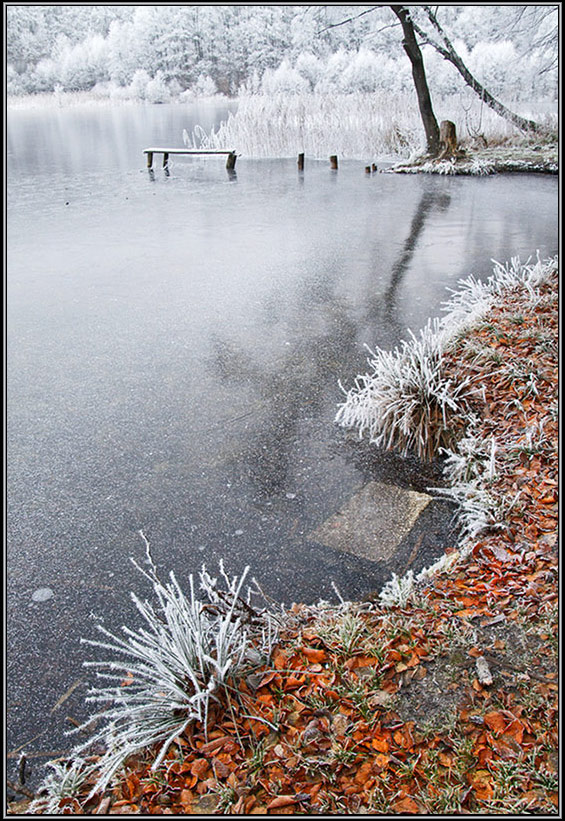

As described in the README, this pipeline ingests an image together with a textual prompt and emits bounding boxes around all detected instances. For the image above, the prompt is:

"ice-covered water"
[6,102,558,778]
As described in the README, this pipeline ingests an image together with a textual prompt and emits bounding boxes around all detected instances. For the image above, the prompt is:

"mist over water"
[7,103,558,774]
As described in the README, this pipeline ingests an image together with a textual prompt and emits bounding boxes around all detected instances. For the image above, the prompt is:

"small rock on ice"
[32,588,54,602]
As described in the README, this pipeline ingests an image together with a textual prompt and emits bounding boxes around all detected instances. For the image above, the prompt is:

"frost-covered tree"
[5,4,559,103]
[261,59,309,95]
[295,52,323,91]
[315,47,352,93]
[340,47,382,93]
[57,35,109,91]
[409,6,540,133]
[390,5,441,156]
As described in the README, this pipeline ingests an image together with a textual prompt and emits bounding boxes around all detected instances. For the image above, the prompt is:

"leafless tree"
[410,6,540,133]
[390,5,441,155]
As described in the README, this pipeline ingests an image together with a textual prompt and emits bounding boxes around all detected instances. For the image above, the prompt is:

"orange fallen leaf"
[392,796,420,814]
[190,758,209,778]
[484,711,507,735]
[179,789,193,806]
[455,608,483,620]
[255,670,279,689]
[266,795,297,809]
[438,752,454,767]
[198,736,229,756]
[301,647,326,663]
[355,760,373,784]
[371,735,389,753]
[469,768,494,801]
[393,727,413,749]
[520,789,544,808]
[285,674,306,689]
[503,719,525,744]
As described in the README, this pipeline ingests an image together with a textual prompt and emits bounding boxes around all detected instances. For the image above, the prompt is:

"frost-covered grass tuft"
[467,158,496,175]
[316,610,368,654]
[186,92,422,159]
[336,319,475,460]
[337,255,557,463]
[391,157,497,176]
[379,571,417,609]
[29,757,92,815]
[68,533,280,798]
[489,254,558,304]
[368,254,557,606]
[416,549,463,583]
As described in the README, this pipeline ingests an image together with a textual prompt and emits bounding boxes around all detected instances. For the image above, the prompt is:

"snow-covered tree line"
[6,5,558,102]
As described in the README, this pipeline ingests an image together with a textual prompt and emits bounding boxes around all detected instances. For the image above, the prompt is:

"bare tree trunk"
[415,6,539,134]
[390,5,441,156]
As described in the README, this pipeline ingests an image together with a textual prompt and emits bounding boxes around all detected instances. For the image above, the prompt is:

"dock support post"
[297,153,305,171]
[330,155,338,170]
[226,152,237,170]
[163,152,169,168]
[146,152,153,169]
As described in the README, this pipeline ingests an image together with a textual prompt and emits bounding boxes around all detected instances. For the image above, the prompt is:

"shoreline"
[388,142,558,175]
[17,255,558,815]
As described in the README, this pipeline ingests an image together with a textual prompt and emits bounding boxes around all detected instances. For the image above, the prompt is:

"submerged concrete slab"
[309,481,432,562]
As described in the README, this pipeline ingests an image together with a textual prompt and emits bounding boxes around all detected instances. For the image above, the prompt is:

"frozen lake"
[6,101,558,780]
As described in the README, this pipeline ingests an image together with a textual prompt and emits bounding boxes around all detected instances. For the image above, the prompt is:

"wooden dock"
[144,148,237,170]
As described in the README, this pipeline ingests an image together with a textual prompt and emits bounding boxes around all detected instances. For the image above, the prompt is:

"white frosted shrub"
[336,319,473,460]
[68,534,279,797]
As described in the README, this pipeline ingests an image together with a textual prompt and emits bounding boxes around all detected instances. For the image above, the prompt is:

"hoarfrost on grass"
[29,757,92,815]
[336,255,557,462]
[65,533,281,799]
[351,254,558,608]
[335,318,476,461]
[379,571,417,609]
[181,92,556,161]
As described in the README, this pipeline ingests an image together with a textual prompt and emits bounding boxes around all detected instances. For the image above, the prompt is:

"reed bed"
[185,92,557,159]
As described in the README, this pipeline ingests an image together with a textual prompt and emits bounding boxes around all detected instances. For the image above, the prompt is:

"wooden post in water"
[162,153,169,168]
[146,151,153,169]
[330,155,338,170]
[226,152,237,170]
[297,153,305,171]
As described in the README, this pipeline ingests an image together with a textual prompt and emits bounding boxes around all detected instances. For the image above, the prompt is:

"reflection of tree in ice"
[362,188,452,344]
[208,187,453,499]
[209,284,358,498]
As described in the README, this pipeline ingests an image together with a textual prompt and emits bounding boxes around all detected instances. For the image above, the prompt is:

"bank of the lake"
[17,256,558,816]
[389,139,558,175]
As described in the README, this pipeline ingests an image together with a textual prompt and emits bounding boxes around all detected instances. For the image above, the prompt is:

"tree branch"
[317,5,382,35]
[417,4,540,133]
